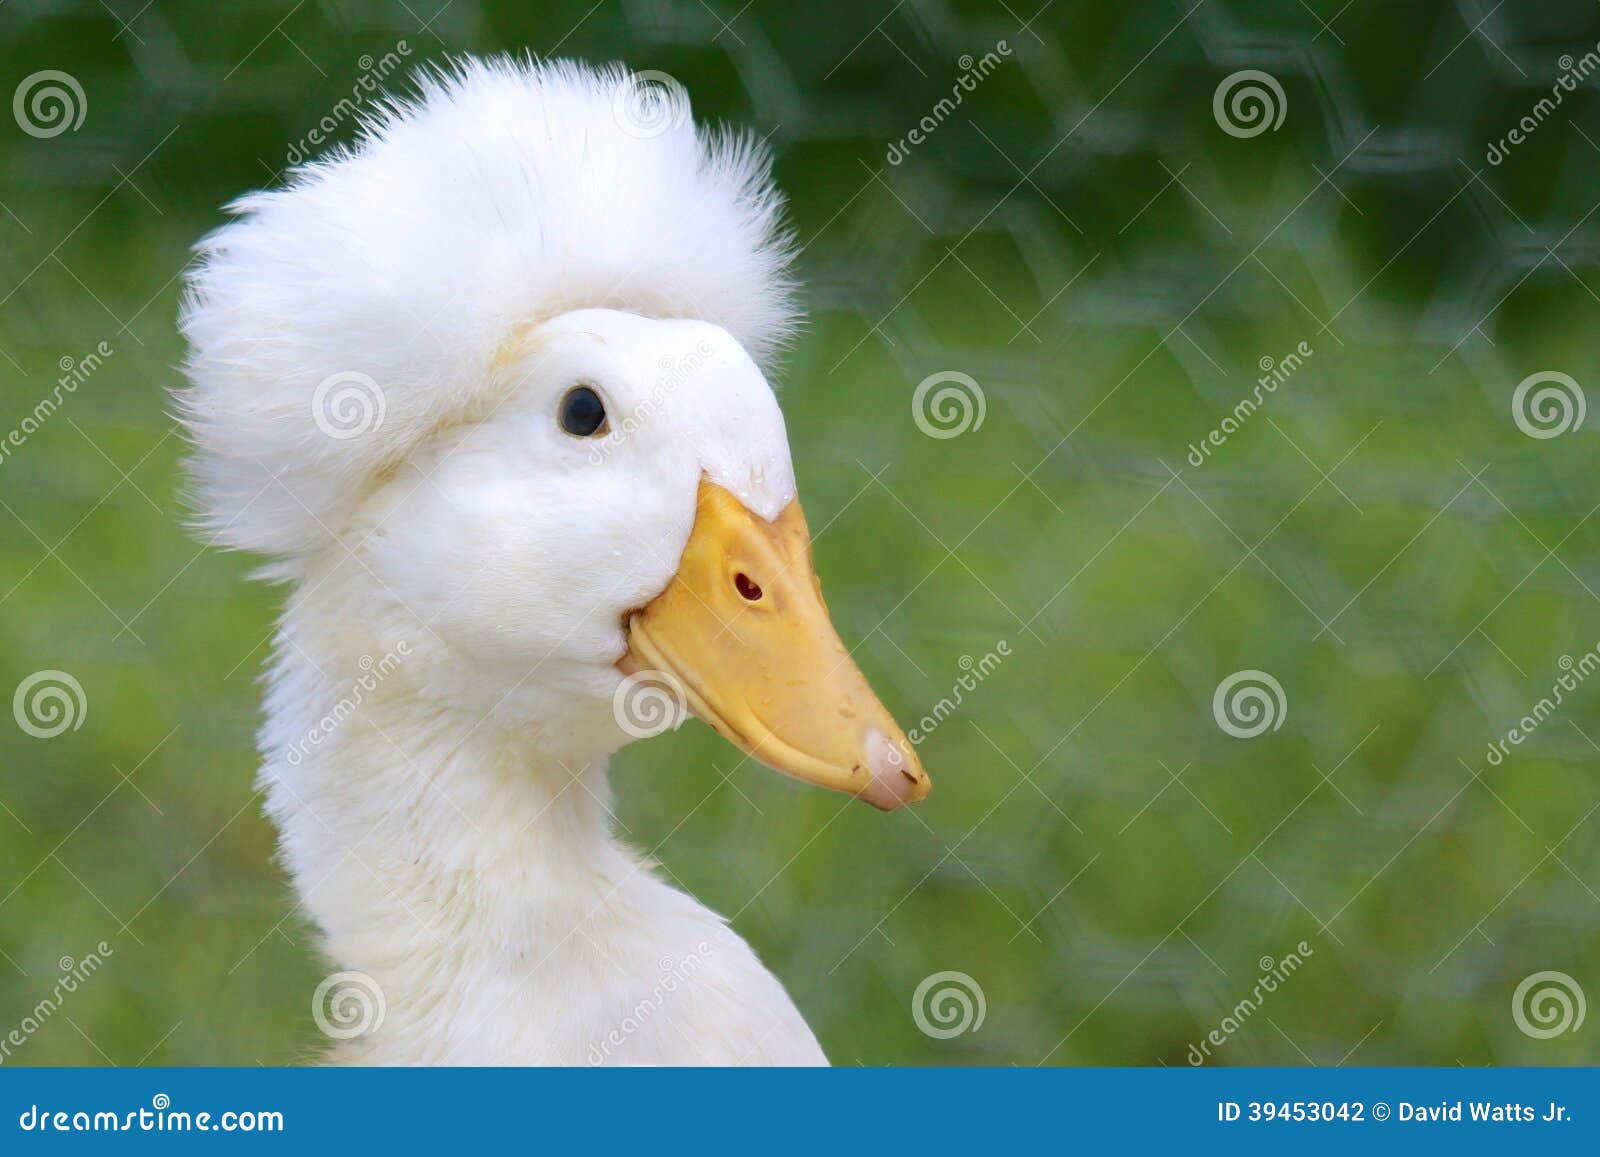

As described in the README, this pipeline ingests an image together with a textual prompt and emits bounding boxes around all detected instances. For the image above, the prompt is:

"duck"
[176,57,930,1065]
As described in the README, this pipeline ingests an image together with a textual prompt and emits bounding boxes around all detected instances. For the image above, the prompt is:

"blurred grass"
[2,0,1599,1065]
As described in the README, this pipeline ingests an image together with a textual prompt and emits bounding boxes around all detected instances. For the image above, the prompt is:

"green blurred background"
[2,0,1599,1066]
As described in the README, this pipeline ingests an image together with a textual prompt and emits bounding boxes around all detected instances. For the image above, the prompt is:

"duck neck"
[257,611,692,1063]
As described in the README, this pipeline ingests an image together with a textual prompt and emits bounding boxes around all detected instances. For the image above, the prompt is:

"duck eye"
[558,385,608,437]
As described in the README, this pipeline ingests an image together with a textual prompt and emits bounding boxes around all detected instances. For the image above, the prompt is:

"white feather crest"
[177,56,796,562]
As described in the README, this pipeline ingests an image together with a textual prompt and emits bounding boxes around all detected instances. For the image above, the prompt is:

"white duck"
[177,57,929,1065]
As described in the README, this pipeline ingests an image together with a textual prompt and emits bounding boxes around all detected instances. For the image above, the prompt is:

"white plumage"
[180,57,795,567]
[179,58,835,1065]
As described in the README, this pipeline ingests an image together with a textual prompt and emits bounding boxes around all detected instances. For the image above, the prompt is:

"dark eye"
[558,385,608,437]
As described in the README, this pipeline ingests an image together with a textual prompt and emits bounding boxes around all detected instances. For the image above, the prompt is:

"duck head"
[354,307,928,809]
[178,58,928,810]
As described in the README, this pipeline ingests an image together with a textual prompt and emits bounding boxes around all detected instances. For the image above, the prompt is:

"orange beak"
[619,478,930,810]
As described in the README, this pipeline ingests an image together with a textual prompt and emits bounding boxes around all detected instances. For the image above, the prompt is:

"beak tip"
[859,728,930,810]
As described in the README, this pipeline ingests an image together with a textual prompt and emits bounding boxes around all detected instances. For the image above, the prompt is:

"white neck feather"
[258,596,825,1066]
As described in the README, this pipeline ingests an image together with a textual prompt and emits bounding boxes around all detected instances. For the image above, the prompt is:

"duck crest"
[178,57,796,568]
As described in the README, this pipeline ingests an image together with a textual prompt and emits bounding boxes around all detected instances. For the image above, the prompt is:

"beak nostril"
[734,572,763,602]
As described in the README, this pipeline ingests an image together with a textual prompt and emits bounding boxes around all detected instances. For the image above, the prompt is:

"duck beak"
[619,477,930,810]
